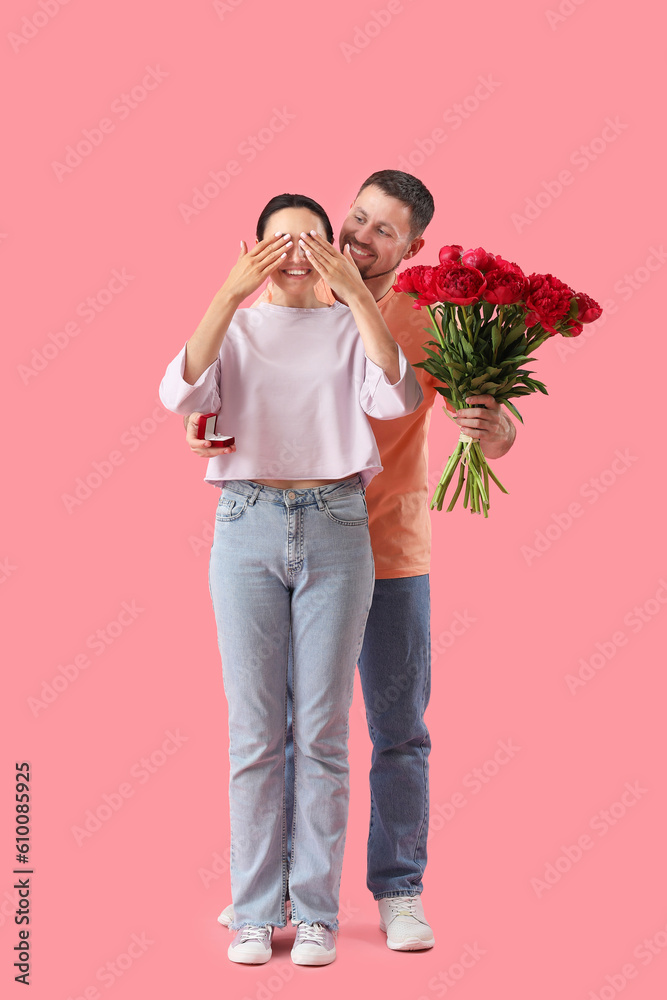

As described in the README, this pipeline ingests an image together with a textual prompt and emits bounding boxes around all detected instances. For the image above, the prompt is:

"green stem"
[426,304,446,350]
[445,462,466,511]
[460,306,473,345]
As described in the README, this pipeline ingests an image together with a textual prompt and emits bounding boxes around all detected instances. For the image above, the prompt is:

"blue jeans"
[209,477,374,931]
[283,575,431,899]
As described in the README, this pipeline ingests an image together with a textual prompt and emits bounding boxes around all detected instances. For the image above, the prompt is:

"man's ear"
[403,237,425,261]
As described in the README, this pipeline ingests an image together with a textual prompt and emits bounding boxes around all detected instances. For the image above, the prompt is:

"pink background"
[3,1,666,997]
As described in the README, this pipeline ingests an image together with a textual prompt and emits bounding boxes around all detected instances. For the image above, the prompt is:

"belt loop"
[313,487,325,511]
[248,485,262,506]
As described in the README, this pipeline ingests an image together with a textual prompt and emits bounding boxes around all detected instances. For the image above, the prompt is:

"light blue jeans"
[209,476,374,931]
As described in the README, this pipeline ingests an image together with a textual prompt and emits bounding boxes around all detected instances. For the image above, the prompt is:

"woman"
[159,194,422,966]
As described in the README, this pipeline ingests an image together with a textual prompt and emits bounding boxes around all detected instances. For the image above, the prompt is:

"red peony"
[574,291,603,324]
[394,265,440,308]
[483,264,528,305]
[525,273,574,335]
[439,245,463,264]
[393,270,416,295]
[411,266,440,306]
[432,263,487,306]
[461,247,495,273]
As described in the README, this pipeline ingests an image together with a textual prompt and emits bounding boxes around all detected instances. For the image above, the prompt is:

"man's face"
[338,184,424,280]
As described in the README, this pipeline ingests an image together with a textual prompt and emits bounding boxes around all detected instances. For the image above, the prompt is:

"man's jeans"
[285,574,431,898]
[209,477,374,931]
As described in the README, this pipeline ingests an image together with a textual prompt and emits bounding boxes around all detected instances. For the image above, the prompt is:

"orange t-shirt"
[254,279,440,579]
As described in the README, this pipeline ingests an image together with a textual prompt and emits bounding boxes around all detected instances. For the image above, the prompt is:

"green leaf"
[503,399,524,423]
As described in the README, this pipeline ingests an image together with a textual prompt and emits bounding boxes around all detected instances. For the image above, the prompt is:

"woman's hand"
[297,231,368,304]
[184,413,236,457]
[220,233,293,304]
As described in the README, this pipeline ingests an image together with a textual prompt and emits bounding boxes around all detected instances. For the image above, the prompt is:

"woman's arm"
[297,231,401,384]
[183,234,292,384]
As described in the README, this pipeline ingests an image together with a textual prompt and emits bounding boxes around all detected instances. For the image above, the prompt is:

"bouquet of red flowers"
[395,245,602,516]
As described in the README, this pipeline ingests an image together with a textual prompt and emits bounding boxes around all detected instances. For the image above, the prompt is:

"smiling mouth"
[349,245,374,260]
[282,268,312,276]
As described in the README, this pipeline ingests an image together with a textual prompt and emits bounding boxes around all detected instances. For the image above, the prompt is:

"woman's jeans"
[209,476,374,931]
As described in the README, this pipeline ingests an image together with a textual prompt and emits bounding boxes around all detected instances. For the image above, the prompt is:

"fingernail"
[274,231,282,236]
[285,240,293,247]
[310,230,317,236]
[280,252,287,258]
[300,232,307,238]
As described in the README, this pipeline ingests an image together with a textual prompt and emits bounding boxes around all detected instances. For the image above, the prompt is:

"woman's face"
[260,207,330,297]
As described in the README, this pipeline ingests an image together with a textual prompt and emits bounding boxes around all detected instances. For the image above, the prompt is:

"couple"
[159,170,516,967]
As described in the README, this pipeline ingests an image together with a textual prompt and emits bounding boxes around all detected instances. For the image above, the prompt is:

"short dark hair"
[356,170,435,238]
[256,193,334,243]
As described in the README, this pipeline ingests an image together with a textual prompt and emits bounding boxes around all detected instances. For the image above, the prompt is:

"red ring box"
[196,413,235,447]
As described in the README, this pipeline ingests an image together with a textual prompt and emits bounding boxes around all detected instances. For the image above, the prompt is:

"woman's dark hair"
[256,193,334,243]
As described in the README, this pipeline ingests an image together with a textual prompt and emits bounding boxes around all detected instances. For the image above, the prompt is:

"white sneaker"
[378,896,435,951]
[291,922,337,966]
[218,900,291,927]
[227,924,273,964]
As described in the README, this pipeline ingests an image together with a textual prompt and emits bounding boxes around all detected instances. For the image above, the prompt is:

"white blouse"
[159,300,423,487]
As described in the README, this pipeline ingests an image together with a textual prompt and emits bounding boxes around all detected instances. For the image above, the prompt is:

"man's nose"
[353,223,373,245]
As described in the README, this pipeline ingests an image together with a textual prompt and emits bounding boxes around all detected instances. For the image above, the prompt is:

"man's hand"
[453,395,516,459]
[184,412,236,458]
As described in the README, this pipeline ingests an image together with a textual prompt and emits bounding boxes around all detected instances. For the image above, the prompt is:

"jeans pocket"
[216,493,249,522]
[322,491,368,526]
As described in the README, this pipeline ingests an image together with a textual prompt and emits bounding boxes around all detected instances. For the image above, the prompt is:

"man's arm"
[453,394,516,459]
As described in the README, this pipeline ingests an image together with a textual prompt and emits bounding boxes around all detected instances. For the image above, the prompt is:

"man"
[185,170,516,950]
